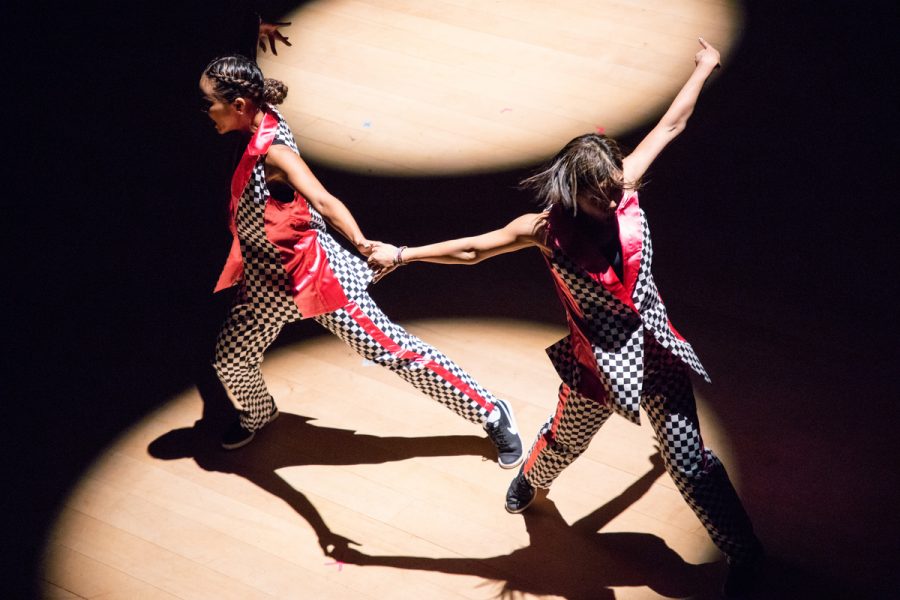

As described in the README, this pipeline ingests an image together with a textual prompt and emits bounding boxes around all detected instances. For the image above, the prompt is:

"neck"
[248,106,267,134]
[573,211,618,246]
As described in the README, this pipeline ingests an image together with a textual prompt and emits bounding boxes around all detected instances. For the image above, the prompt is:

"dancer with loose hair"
[199,55,522,469]
[368,39,763,597]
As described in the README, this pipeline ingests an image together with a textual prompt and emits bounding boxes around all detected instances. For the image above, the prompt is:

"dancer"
[368,39,763,597]
[199,54,522,470]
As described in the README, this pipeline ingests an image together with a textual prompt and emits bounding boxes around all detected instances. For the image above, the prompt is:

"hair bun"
[263,78,288,105]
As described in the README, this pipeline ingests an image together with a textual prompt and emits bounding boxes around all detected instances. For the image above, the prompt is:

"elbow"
[456,250,479,263]
[308,192,338,216]
[456,248,483,264]
[310,199,331,218]
[664,120,688,136]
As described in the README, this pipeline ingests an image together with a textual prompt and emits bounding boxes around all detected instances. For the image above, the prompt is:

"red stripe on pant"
[345,301,494,412]
[523,383,573,477]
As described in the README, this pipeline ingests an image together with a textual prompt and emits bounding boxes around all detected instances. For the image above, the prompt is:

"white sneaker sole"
[491,399,524,469]
[221,408,280,450]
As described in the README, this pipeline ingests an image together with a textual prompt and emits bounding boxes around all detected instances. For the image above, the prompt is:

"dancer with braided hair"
[368,39,763,597]
[198,55,523,467]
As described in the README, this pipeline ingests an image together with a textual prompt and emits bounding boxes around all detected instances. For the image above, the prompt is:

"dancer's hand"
[320,532,360,558]
[367,242,404,283]
[258,21,292,55]
[695,37,721,70]
[355,238,377,257]
[332,546,369,565]
[368,242,401,269]
[373,266,397,283]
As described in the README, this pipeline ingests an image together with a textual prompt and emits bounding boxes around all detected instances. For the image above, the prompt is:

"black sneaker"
[505,471,536,514]
[221,407,279,450]
[484,398,523,469]
[722,545,765,598]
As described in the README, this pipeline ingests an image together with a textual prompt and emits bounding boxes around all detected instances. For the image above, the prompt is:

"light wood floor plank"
[42,319,725,598]
[257,0,742,174]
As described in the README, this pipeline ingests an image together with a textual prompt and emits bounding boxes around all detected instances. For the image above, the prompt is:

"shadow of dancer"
[339,452,721,600]
[148,367,494,556]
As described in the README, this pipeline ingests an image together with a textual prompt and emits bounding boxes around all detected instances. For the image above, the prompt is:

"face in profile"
[199,76,243,135]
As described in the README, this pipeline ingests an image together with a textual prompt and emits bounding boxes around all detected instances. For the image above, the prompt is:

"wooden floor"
[26,2,900,598]
[39,319,729,599]
[257,0,743,175]
[42,3,749,597]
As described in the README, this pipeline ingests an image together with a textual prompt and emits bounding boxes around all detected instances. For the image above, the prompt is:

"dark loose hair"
[521,133,637,215]
[203,54,288,106]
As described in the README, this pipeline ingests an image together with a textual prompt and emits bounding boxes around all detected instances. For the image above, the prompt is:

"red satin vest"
[214,112,348,317]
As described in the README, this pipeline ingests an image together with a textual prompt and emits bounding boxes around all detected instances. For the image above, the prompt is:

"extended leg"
[516,382,613,493]
[641,341,761,563]
[314,294,522,466]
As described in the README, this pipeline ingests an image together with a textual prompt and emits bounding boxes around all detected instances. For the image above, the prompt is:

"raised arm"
[367,213,546,278]
[266,144,374,255]
[622,37,721,187]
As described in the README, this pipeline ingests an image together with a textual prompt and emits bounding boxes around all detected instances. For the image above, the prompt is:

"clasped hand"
[367,242,402,282]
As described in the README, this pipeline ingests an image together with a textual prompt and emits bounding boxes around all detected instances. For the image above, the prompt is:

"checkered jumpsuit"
[522,195,760,561]
[213,109,499,432]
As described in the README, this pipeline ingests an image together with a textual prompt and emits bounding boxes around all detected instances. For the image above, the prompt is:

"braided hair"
[202,54,288,106]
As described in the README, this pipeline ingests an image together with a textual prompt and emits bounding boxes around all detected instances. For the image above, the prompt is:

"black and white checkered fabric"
[268,107,329,233]
[545,208,709,424]
[314,293,494,424]
[213,290,284,430]
[525,383,613,488]
[233,109,305,324]
[316,232,373,299]
[525,335,759,561]
[213,109,497,430]
[527,208,758,561]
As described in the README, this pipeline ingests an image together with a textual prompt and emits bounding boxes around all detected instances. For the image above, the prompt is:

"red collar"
[548,192,642,312]
[246,111,280,157]
[227,112,280,226]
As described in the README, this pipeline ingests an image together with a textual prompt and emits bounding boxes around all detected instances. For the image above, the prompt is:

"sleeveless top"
[543,191,709,423]
[214,108,372,317]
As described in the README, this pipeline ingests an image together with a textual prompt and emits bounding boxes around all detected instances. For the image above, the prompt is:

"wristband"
[394,245,408,265]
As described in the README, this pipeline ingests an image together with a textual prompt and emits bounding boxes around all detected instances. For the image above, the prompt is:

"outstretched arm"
[266,144,375,255]
[622,37,721,187]
[367,212,546,278]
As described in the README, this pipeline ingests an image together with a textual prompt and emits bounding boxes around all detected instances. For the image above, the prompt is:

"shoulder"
[508,212,547,235]
[264,141,303,172]
[270,109,300,151]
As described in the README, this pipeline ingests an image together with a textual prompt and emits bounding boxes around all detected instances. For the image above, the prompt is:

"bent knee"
[665,447,721,480]
[545,435,591,458]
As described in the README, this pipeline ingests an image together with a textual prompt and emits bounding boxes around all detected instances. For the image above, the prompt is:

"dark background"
[9,1,899,598]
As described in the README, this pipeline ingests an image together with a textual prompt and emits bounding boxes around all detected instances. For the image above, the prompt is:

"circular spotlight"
[41,318,727,598]
[259,0,744,175]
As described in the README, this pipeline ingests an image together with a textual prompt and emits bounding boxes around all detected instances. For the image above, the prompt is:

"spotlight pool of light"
[40,318,731,598]
[258,0,744,175]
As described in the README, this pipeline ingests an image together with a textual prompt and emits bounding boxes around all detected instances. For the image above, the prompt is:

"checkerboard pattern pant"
[213,291,498,432]
[521,335,760,561]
